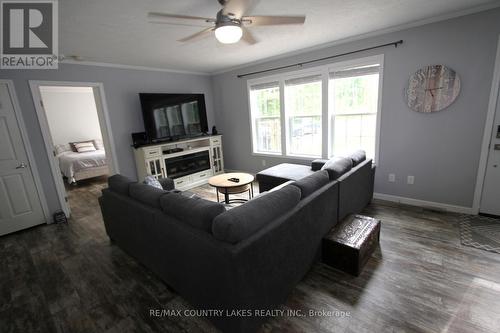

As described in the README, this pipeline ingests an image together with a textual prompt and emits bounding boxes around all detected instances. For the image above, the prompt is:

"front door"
[480,87,500,216]
[0,83,45,235]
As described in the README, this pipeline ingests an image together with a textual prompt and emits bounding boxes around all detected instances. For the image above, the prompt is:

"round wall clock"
[405,65,461,113]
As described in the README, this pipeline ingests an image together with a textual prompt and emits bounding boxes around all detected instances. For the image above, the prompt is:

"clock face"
[405,65,460,113]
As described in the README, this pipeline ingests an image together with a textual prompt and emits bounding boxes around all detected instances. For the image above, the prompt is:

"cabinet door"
[212,145,224,174]
[146,158,164,179]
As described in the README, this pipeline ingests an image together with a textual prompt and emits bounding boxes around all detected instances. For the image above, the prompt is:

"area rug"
[458,215,500,254]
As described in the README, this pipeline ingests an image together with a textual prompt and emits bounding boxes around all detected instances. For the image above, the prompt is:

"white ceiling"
[60,0,499,74]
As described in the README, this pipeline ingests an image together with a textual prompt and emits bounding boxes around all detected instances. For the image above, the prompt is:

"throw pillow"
[93,139,104,150]
[144,175,163,189]
[54,143,71,155]
[74,141,96,153]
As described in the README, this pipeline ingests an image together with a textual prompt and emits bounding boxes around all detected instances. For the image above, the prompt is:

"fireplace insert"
[165,150,210,179]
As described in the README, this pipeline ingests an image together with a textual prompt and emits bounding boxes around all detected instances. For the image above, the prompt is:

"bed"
[55,141,109,184]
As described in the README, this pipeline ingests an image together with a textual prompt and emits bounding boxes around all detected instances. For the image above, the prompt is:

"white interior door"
[0,83,45,235]
[480,88,500,216]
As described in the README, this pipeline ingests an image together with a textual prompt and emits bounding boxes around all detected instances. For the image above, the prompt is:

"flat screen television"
[139,93,209,142]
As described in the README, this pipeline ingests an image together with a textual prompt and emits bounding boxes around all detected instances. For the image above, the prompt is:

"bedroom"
[37,85,111,211]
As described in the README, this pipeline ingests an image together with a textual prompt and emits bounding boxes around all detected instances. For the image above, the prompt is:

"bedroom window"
[248,55,383,162]
[249,82,282,154]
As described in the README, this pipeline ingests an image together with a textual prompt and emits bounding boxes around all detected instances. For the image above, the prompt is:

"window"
[285,75,322,157]
[329,65,380,159]
[248,55,382,162]
[249,82,281,154]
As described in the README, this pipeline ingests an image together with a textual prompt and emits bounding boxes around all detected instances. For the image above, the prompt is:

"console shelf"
[133,135,224,190]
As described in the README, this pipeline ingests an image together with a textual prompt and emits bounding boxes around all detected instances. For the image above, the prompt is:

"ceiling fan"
[148,0,306,45]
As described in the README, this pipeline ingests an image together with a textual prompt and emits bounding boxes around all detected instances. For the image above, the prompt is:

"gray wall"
[211,8,500,208]
[0,64,215,215]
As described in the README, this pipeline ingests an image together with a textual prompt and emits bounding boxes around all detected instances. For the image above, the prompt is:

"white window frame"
[248,80,282,156]
[247,54,384,164]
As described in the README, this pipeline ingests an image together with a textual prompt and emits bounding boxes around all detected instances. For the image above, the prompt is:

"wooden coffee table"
[208,172,254,204]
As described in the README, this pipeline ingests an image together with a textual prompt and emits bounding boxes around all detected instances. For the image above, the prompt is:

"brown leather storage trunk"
[322,214,380,276]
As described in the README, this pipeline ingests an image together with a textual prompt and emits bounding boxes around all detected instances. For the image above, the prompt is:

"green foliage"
[286,82,322,116]
[254,87,280,117]
[333,74,378,114]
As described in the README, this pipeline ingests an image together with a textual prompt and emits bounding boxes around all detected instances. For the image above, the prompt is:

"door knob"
[16,162,27,169]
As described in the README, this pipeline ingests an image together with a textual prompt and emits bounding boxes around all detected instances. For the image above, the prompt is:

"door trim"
[0,80,50,222]
[473,34,500,215]
[29,80,120,217]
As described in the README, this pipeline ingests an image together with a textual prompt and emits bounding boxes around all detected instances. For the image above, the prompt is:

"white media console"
[133,135,224,191]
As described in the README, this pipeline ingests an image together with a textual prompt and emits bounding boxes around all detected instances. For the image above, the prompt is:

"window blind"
[285,74,322,87]
[329,64,380,79]
[250,81,279,91]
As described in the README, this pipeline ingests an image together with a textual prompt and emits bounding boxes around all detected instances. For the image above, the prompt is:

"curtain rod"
[237,39,403,78]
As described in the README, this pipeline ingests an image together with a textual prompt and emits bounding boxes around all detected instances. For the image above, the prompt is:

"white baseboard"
[373,192,474,215]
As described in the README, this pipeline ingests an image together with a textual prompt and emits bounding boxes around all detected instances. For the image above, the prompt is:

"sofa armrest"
[159,177,175,191]
[311,159,329,171]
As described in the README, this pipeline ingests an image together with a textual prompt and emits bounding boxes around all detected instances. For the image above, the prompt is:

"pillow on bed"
[54,143,71,155]
[93,139,104,150]
[70,140,94,152]
[74,141,96,153]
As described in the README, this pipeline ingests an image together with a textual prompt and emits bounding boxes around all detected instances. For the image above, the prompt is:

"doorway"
[30,81,119,217]
[480,87,500,217]
[475,35,500,217]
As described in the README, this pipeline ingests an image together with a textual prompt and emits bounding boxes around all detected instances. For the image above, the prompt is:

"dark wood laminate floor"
[1,177,500,333]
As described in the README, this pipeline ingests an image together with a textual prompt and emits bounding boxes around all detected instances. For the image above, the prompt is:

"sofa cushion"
[129,183,166,209]
[311,159,329,171]
[212,185,301,244]
[160,192,225,232]
[291,170,330,199]
[321,157,353,180]
[348,150,366,167]
[108,174,135,195]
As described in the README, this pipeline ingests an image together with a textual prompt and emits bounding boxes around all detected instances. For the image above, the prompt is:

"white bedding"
[58,149,107,184]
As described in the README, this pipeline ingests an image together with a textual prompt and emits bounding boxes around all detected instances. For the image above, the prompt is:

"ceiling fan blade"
[149,21,211,28]
[243,15,306,26]
[148,12,214,22]
[177,27,214,43]
[241,27,257,45]
[222,0,260,19]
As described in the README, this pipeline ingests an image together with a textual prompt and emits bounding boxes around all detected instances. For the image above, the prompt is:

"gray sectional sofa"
[98,150,375,333]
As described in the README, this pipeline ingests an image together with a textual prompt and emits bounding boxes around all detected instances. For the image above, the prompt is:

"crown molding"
[59,59,210,76]
[210,2,500,76]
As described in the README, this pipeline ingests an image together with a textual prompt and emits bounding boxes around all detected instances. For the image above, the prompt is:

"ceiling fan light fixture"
[215,24,242,44]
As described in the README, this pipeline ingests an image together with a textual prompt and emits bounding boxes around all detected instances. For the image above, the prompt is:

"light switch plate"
[388,173,396,182]
[407,175,415,185]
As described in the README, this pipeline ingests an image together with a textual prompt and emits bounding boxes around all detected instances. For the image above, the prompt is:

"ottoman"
[256,163,315,192]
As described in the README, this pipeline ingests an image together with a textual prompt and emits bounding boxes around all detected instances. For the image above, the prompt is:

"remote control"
[228,177,240,183]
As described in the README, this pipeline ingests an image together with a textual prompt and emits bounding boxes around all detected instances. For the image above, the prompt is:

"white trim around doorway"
[29,80,120,217]
[472,34,500,215]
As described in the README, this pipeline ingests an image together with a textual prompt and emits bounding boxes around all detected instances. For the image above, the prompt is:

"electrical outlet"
[407,175,415,185]
[388,173,396,182]
[262,159,267,167]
